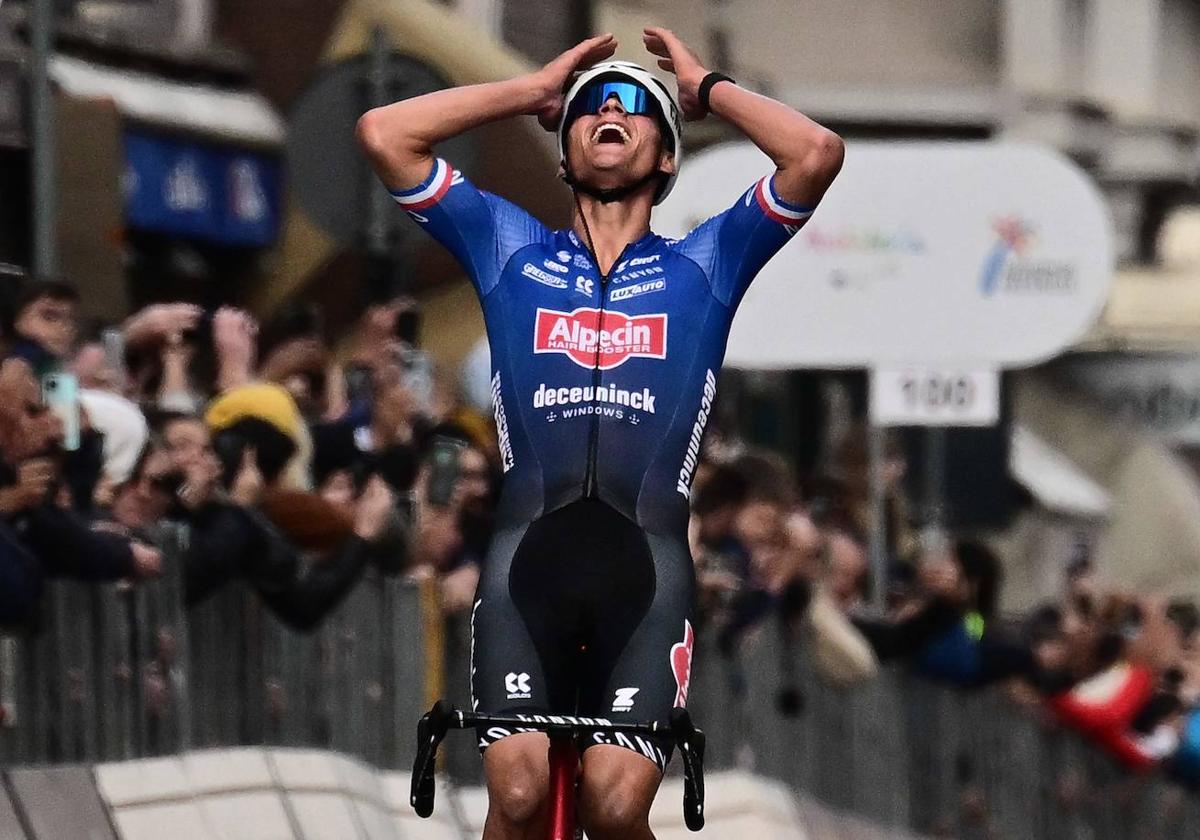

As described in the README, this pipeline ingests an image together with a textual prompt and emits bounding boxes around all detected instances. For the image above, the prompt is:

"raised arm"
[356,34,619,192]
[643,27,843,209]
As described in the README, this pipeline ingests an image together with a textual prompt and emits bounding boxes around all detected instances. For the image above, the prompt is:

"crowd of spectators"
[0,277,497,632]
[6,273,1200,794]
[685,424,1200,791]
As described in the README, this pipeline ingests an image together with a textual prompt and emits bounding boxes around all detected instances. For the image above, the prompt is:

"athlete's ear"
[658,149,677,177]
[557,161,568,182]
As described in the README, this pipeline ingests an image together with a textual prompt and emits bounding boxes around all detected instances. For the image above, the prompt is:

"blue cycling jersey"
[392,158,813,536]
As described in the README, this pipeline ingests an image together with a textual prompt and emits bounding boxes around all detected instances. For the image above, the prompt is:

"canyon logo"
[533,307,667,370]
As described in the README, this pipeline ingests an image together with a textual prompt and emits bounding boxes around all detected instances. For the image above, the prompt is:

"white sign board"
[1057,353,1200,447]
[870,367,999,427]
[653,142,1114,369]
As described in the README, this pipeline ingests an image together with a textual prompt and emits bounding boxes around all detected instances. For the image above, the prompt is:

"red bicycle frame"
[547,730,580,840]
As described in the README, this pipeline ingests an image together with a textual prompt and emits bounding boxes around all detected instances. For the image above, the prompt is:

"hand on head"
[532,34,619,131]
[534,29,711,132]
[641,28,710,120]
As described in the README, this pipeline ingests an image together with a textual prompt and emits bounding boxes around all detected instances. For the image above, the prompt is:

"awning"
[50,55,285,147]
[1010,424,1111,519]
[1074,266,1200,351]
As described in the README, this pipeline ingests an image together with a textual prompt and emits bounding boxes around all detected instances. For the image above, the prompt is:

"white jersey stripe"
[755,176,814,223]
[390,158,451,207]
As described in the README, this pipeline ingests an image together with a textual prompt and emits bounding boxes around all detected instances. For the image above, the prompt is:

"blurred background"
[0,0,1199,838]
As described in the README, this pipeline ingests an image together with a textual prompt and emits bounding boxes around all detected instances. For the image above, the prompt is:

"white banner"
[654,142,1114,369]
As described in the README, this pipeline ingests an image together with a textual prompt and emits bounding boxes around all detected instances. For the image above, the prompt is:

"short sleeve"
[391,158,549,299]
[673,173,815,310]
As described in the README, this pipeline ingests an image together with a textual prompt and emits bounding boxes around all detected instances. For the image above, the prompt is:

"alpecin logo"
[980,216,1075,297]
[533,307,667,370]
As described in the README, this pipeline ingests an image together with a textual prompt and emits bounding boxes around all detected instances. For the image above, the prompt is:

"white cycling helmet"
[557,61,683,204]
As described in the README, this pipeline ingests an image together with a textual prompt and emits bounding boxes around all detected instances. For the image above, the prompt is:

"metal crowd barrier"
[2,521,1200,839]
[0,522,432,772]
[685,622,1200,840]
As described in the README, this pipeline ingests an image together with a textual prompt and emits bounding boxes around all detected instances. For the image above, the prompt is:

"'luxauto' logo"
[980,216,1075,297]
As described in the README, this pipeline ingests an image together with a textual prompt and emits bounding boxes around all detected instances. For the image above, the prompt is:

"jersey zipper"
[582,244,632,497]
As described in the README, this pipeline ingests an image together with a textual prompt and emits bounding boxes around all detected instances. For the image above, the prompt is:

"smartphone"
[344,364,374,405]
[151,470,188,498]
[101,327,127,392]
[394,345,434,415]
[41,372,80,451]
[395,308,422,345]
[426,437,465,507]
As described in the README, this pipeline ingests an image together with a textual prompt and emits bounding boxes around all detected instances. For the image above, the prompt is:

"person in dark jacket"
[855,539,1035,689]
[0,520,41,625]
[148,414,398,632]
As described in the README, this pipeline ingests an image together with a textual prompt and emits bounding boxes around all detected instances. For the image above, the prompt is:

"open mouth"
[591,123,631,145]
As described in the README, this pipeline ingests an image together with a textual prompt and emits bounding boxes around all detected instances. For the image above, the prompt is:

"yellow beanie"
[205,382,302,442]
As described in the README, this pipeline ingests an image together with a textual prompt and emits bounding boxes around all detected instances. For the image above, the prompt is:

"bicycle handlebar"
[410,701,706,832]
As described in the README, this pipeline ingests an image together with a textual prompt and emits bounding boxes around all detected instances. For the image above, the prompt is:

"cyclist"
[359,27,842,840]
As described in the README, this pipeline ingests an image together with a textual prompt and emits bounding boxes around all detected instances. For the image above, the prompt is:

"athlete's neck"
[571,189,653,276]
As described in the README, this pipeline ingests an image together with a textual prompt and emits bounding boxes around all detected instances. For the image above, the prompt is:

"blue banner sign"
[124,130,281,247]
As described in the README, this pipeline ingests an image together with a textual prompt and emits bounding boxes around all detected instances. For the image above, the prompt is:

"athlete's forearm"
[707,81,843,206]
[357,74,550,192]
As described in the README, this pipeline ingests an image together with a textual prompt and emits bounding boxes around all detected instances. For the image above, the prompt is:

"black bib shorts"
[469,499,697,772]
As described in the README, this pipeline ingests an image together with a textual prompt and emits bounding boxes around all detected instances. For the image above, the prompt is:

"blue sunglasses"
[566,80,656,121]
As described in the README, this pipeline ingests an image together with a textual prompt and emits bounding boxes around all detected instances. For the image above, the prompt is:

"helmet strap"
[562,165,667,204]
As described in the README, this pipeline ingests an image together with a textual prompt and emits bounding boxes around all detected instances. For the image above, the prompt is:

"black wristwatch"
[698,72,736,113]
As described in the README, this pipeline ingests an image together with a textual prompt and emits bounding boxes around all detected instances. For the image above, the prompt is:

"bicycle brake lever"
[670,708,706,832]
[411,700,454,817]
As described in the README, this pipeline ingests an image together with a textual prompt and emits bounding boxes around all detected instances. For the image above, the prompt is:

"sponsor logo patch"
[612,687,639,712]
[612,265,665,285]
[670,621,695,708]
[543,259,569,274]
[516,713,612,727]
[490,373,515,472]
[980,216,1076,297]
[533,382,656,414]
[522,262,568,289]
[575,276,594,296]
[534,308,667,370]
[615,254,661,273]
[505,672,532,700]
[591,731,667,770]
[610,279,667,301]
[573,254,593,270]
[556,250,572,262]
[677,369,717,497]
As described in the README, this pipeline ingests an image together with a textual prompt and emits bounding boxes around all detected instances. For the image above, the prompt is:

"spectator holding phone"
[147,410,396,630]
[0,357,159,625]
